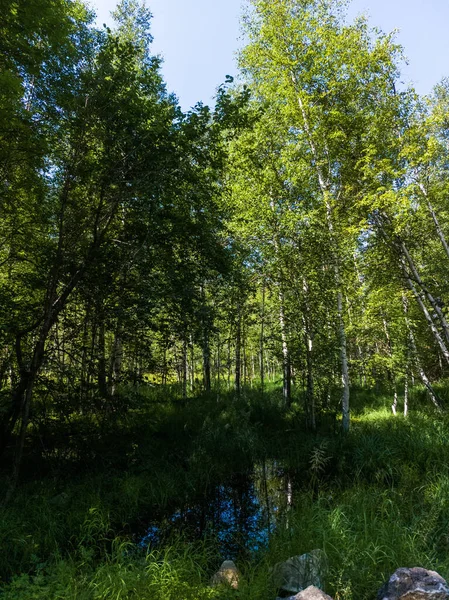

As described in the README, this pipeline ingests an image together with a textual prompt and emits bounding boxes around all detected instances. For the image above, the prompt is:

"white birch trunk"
[294,84,350,431]
[401,241,449,346]
[302,278,315,429]
[418,182,449,261]
[403,269,449,364]
[392,387,398,416]
[402,293,442,411]
[278,289,291,406]
[404,374,408,417]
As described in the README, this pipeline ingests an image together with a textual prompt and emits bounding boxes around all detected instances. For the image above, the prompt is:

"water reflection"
[140,460,294,559]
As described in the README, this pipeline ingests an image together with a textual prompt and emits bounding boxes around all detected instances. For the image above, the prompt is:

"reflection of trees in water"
[140,460,297,558]
[253,459,295,533]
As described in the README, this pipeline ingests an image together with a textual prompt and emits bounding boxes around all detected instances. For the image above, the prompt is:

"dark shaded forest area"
[2,0,449,598]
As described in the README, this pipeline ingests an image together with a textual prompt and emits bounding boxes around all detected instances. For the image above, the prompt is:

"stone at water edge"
[210,560,240,589]
[273,549,327,595]
[377,567,449,600]
[277,584,334,600]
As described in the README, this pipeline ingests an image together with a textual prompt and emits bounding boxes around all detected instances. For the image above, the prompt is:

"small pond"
[139,459,295,559]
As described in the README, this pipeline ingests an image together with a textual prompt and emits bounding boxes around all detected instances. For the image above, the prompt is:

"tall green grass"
[2,384,449,598]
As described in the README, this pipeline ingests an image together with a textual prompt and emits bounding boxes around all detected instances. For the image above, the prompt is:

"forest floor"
[1,384,449,599]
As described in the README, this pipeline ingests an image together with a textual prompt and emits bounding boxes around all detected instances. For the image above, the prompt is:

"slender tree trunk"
[98,319,108,399]
[374,213,449,365]
[402,293,442,411]
[302,278,315,429]
[189,335,195,392]
[294,84,349,431]
[0,369,28,459]
[3,375,36,505]
[260,282,265,394]
[418,182,449,261]
[278,289,291,407]
[216,332,221,397]
[202,334,211,392]
[235,309,242,396]
[305,329,315,428]
[337,290,350,431]
[391,387,398,416]
[162,343,167,386]
[80,302,91,405]
[227,335,232,390]
[352,252,366,385]
[242,322,247,387]
[3,313,55,502]
[382,316,398,415]
[401,241,449,346]
[403,270,449,364]
[404,373,409,417]
[110,330,123,397]
[182,338,188,401]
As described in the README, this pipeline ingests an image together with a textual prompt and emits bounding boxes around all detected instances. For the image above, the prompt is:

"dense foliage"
[1,0,449,598]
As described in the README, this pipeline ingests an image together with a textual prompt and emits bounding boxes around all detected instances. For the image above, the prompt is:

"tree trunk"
[402,293,442,411]
[260,282,265,394]
[302,278,315,429]
[338,290,350,432]
[110,330,123,397]
[391,386,398,416]
[418,182,449,261]
[279,289,291,407]
[98,319,108,399]
[404,373,409,417]
[401,240,449,346]
[294,84,349,430]
[216,332,221,397]
[305,330,315,428]
[235,309,242,396]
[227,335,232,389]
[3,313,55,502]
[202,333,211,392]
[80,302,91,405]
[189,335,195,392]
[182,338,188,401]
[403,270,449,364]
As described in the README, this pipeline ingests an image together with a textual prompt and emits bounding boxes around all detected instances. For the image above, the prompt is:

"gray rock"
[273,549,327,595]
[278,585,334,600]
[210,560,239,589]
[295,586,333,600]
[377,567,449,600]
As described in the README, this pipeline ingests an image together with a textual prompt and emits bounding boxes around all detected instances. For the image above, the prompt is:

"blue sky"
[91,0,449,111]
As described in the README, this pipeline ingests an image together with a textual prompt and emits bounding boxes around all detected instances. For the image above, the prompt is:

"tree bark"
[404,373,409,417]
[418,182,449,261]
[97,319,108,399]
[110,329,123,397]
[260,281,265,394]
[402,293,442,411]
[401,240,449,346]
[202,334,211,392]
[278,289,291,407]
[302,278,315,429]
[294,83,350,431]
[403,269,449,364]
[182,338,188,401]
[235,308,242,396]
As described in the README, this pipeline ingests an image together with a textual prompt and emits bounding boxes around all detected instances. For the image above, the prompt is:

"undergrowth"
[1,384,449,599]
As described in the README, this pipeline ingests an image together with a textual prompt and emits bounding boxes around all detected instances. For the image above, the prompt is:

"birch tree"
[239,0,406,429]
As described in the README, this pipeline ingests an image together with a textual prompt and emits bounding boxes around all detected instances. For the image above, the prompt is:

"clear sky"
[91,0,449,111]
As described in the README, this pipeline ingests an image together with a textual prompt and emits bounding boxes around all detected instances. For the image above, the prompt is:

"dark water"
[140,460,294,559]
